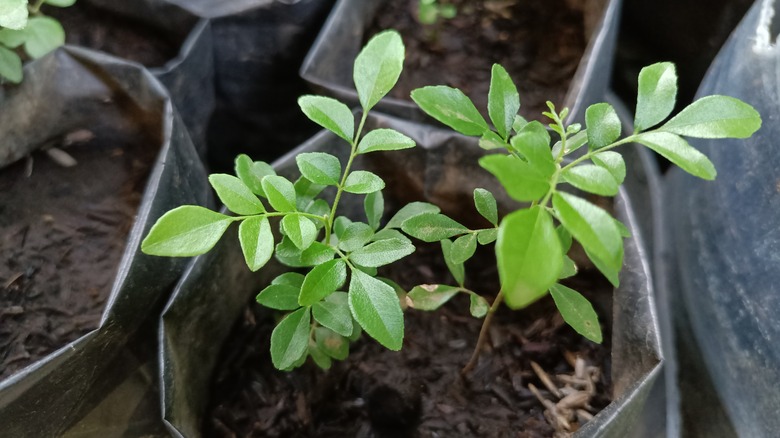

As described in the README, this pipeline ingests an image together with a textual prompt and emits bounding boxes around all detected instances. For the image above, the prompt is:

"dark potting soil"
[367,0,597,120]
[205,243,613,437]
[0,132,158,380]
[47,2,182,68]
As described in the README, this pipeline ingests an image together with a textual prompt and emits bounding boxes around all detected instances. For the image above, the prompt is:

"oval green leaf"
[296,152,342,186]
[562,164,619,196]
[24,16,64,59]
[270,307,311,370]
[473,188,498,225]
[357,128,415,154]
[488,63,520,139]
[350,238,415,268]
[281,213,317,251]
[338,222,374,252]
[299,259,347,306]
[401,212,468,242]
[298,95,354,142]
[141,206,234,256]
[550,284,602,343]
[634,62,677,131]
[634,131,716,180]
[235,154,275,197]
[411,85,489,136]
[441,239,465,285]
[348,269,404,350]
[469,294,489,318]
[364,190,384,230]
[660,95,761,139]
[239,216,274,271]
[262,175,297,212]
[312,292,353,337]
[256,283,300,311]
[386,202,440,229]
[591,151,626,185]
[343,170,384,194]
[354,30,404,111]
[451,233,477,264]
[407,284,459,311]
[0,45,22,84]
[209,174,265,215]
[585,103,621,149]
[479,154,550,202]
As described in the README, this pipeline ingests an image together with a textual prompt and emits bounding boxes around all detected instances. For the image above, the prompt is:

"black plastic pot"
[158,111,662,437]
[0,46,212,436]
[300,0,622,123]
[662,1,779,436]
[57,0,215,158]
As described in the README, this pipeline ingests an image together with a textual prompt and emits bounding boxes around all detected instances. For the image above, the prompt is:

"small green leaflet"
[552,130,588,157]
[235,154,275,197]
[364,191,383,230]
[275,238,335,267]
[488,64,520,139]
[0,27,25,48]
[312,292,353,337]
[354,30,404,111]
[141,206,234,257]
[262,175,297,212]
[299,259,346,306]
[480,130,505,150]
[343,170,384,194]
[239,216,274,271]
[591,151,626,185]
[553,192,623,273]
[634,62,677,131]
[550,284,602,343]
[348,269,404,351]
[209,174,265,215]
[0,46,22,83]
[315,327,349,360]
[406,284,459,310]
[357,129,415,154]
[338,222,374,252]
[411,85,489,135]
[298,95,354,142]
[385,202,440,229]
[660,95,761,139]
[510,121,553,173]
[281,214,317,251]
[469,294,489,318]
[477,228,497,245]
[479,154,551,202]
[562,164,619,196]
[473,188,498,225]
[441,239,465,285]
[270,307,311,370]
[350,238,415,268]
[256,273,301,310]
[450,233,477,264]
[296,152,342,186]
[308,342,332,370]
[0,0,28,30]
[401,212,468,242]
[634,132,716,180]
[372,228,411,244]
[497,207,562,309]
[585,103,621,149]
[23,16,64,59]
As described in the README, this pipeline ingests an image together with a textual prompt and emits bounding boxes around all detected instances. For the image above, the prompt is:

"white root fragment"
[46,147,78,167]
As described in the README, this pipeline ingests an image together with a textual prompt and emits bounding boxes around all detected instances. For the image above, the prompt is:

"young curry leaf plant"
[142,30,417,371]
[408,62,760,371]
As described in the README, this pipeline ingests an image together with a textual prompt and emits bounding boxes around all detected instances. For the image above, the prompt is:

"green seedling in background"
[0,0,75,83]
[410,61,761,372]
[418,0,456,25]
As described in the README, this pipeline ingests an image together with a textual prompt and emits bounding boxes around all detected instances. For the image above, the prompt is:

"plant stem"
[461,289,504,375]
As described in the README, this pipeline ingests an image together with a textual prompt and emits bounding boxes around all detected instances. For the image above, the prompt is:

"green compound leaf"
[477,228,498,245]
[562,164,619,196]
[296,152,342,186]
[635,131,716,180]
[275,238,334,267]
[591,151,626,185]
[299,259,347,306]
[270,307,311,370]
[235,155,275,197]
[239,216,274,271]
[313,292,353,337]
[451,233,477,264]
[0,0,28,30]
[338,222,374,252]
[585,103,621,149]
[141,206,234,256]
[407,284,459,311]
[315,327,349,360]
[344,170,384,194]
[209,174,265,215]
[473,188,498,225]
[488,63,520,139]
[357,128,415,154]
[0,45,22,84]
[44,0,76,6]
[364,190,384,230]
[401,212,468,242]
[550,284,602,343]
[497,207,562,309]
[635,62,677,131]
[479,154,551,202]
[553,192,623,274]
[386,202,440,229]
[441,239,465,285]
[660,95,762,139]
[298,95,354,142]
[354,29,404,111]
[350,238,415,268]
[281,214,317,251]
[262,175,297,212]
[411,85,489,135]
[348,268,404,351]
[469,294,489,318]
[24,16,65,59]
[256,273,303,310]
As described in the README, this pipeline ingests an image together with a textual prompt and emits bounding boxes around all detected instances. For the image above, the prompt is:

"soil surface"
[47,2,182,68]
[205,243,613,437]
[367,0,595,120]
[0,132,157,379]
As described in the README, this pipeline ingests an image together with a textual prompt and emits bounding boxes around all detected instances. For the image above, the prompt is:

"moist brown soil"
[46,2,181,68]
[0,133,157,380]
[367,0,592,120]
[205,243,613,437]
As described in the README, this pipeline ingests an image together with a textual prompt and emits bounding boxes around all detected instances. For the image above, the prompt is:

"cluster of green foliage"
[0,0,75,83]
[417,0,456,25]
[141,29,761,372]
